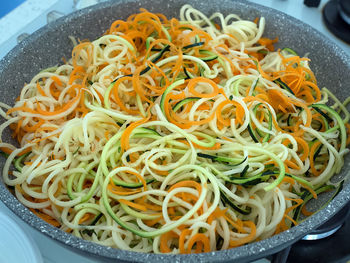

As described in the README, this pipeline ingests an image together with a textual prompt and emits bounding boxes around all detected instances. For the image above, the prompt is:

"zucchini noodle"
[1,4,349,254]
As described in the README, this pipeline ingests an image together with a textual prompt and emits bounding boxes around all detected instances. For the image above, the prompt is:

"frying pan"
[0,0,349,262]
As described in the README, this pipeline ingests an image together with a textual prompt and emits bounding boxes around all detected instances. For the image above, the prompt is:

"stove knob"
[304,0,321,8]
[322,0,350,44]
[339,0,350,25]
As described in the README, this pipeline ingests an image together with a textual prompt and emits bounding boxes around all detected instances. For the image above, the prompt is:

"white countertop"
[0,0,349,262]
[0,201,96,263]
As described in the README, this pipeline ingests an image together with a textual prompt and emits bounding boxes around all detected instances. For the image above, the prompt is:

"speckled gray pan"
[0,0,349,262]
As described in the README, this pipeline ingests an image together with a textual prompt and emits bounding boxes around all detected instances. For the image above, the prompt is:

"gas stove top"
[0,1,349,262]
[274,202,350,263]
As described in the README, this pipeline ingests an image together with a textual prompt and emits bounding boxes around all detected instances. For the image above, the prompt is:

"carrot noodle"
[0,4,348,254]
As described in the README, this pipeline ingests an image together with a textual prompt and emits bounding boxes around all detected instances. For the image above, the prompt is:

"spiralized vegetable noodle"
[0,4,349,254]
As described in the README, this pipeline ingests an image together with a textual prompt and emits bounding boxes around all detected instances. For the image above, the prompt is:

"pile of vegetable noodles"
[0,4,349,254]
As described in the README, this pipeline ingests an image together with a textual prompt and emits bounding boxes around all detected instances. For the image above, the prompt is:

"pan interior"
[0,0,349,262]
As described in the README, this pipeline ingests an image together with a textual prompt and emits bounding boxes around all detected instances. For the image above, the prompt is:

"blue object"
[0,0,27,18]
